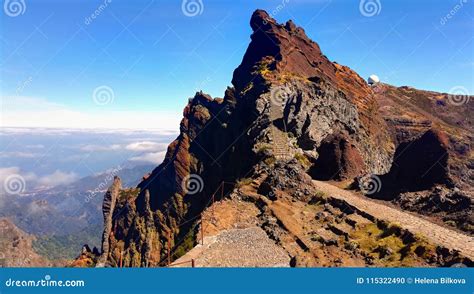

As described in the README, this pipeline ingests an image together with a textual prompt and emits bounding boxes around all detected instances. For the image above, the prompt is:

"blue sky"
[1,0,473,129]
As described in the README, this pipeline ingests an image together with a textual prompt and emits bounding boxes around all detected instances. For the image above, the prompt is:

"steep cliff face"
[234,10,394,178]
[81,10,473,267]
[0,218,53,267]
[97,176,122,267]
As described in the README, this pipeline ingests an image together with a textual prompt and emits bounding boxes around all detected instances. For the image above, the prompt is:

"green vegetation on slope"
[33,224,102,260]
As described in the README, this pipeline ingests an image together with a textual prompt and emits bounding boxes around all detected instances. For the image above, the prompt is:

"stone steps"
[269,102,294,160]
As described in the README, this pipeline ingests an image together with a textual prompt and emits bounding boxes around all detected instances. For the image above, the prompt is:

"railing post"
[167,230,171,266]
[201,212,204,245]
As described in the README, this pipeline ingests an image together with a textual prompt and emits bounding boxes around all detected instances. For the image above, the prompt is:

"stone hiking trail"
[269,99,294,160]
[312,180,474,260]
[171,227,290,267]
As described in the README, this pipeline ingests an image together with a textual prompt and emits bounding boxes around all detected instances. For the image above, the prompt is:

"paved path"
[312,180,474,259]
[269,101,293,160]
[171,227,290,267]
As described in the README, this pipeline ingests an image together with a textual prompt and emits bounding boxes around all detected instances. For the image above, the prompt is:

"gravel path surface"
[313,180,474,259]
[172,227,290,267]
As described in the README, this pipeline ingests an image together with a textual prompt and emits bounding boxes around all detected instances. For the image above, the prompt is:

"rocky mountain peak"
[73,9,473,268]
[233,9,337,93]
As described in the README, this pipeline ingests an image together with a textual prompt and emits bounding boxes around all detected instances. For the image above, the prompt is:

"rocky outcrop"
[367,83,473,233]
[372,128,451,199]
[309,133,366,180]
[375,83,473,190]
[78,9,473,267]
[97,176,122,267]
[0,218,53,267]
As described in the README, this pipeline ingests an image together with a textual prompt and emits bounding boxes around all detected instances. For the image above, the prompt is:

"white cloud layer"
[36,170,79,187]
[0,151,37,158]
[80,144,122,152]
[1,96,181,130]
[125,141,168,152]
[0,166,79,194]
[129,151,167,164]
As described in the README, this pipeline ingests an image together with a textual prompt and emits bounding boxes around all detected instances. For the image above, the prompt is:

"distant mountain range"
[0,164,153,260]
[74,10,472,268]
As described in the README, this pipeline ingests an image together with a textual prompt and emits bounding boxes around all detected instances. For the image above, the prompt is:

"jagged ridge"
[74,9,473,267]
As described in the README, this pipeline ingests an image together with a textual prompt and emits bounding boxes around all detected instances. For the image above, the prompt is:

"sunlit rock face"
[73,9,473,267]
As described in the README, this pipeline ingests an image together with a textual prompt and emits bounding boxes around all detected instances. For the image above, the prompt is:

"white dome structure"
[368,75,380,85]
